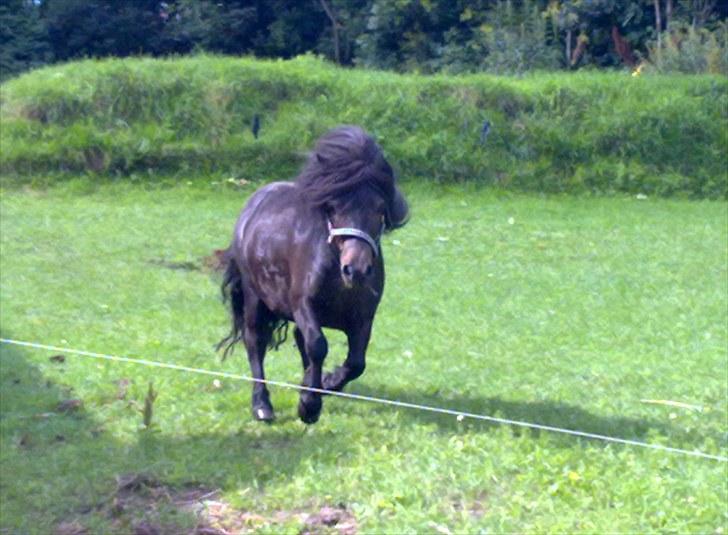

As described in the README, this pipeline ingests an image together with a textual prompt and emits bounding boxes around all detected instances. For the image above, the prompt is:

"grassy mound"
[1,55,726,197]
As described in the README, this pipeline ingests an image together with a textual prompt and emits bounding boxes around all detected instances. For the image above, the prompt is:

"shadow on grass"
[0,337,353,532]
[344,382,722,452]
[3,336,721,530]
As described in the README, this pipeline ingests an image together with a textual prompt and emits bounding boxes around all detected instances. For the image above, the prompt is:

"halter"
[327,219,384,258]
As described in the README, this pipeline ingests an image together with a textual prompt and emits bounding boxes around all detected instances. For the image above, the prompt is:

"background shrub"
[646,21,728,74]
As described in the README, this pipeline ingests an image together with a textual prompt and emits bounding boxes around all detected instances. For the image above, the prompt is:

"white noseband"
[327,220,382,258]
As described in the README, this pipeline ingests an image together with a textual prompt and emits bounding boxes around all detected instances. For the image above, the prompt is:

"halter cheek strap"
[327,220,382,258]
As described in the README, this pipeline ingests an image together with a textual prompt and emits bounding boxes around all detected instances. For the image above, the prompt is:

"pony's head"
[296,125,409,287]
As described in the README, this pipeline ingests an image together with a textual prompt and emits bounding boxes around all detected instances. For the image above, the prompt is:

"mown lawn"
[1,180,726,533]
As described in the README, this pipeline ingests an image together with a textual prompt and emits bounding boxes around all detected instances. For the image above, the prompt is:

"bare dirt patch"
[150,249,227,274]
[54,520,88,535]
[301,506,357,535]
[56,473,357,535]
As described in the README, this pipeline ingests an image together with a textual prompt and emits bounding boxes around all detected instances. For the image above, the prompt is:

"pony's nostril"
[342,264,353,277]
[365,265,373,277]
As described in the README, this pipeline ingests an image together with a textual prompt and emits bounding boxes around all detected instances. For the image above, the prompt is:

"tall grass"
[1,55,726,197]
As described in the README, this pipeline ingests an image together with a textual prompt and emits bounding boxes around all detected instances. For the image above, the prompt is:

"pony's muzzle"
[340,240,375,288]
[341,262,373,287]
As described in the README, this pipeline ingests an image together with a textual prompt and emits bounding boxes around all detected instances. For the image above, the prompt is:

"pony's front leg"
[293,304,328,424]
[323,320,372,392]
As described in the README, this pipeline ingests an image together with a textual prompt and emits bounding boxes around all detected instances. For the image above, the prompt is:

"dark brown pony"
[218,125,409,424]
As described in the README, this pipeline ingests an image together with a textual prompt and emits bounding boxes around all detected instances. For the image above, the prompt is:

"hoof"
[321,372,339,393]
[252,403,275,423]
[297,394,322,424]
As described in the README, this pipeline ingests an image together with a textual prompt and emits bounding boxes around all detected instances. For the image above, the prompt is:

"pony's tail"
[216,250,245,360]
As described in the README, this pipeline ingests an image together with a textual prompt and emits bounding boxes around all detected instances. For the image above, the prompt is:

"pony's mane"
[295,125,397,207]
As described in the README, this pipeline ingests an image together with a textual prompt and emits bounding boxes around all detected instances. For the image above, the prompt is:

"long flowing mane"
[295,126,408,229]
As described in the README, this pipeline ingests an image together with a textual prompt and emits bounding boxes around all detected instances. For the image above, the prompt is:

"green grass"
[1,180,727,533]
[1,55,726,197]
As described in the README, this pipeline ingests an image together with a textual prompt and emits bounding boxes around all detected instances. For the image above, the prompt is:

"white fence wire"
[1,337,725,462]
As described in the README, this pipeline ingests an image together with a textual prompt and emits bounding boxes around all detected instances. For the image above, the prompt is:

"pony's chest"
[312,278,383,329]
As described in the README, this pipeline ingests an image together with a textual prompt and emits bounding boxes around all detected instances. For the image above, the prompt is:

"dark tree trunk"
[319,0,340,64]
[654,0,662,54]
[566,28,572,65]
[612,25,637,67]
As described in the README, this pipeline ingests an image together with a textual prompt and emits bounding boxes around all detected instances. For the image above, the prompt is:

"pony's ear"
[386,186,409,230]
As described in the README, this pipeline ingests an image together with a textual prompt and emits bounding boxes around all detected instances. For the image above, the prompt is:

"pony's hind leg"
[243,297,276,422]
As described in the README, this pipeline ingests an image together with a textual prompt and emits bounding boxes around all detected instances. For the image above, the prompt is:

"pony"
[218,125,409,423]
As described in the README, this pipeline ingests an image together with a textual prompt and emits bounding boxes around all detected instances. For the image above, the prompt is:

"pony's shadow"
[343,382,722,452]
[0,337,353,530]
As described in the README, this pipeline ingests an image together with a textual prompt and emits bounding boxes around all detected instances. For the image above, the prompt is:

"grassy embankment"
[1,54,726,197]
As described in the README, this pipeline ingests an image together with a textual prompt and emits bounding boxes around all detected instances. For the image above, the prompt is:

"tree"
[159,0,264,55]
[43,0,167,60]
[311,0,370,65]
[0,0,51,80]
[1,0,724,78]
[357,0,462,71]
[319,0,341,63]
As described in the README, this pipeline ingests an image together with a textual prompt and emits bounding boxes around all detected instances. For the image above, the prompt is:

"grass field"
[1,180,726,533]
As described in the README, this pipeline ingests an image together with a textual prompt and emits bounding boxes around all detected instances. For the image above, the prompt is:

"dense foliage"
[1,0,727,80]
[1,56,725,197]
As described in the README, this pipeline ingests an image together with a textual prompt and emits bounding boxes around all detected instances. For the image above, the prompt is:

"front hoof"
[321,372,340,393]
[253,405,275,422]
[297,394,322,424]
